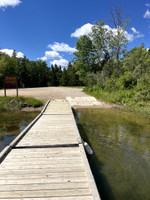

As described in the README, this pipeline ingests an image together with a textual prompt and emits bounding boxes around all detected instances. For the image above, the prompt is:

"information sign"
[4,76,18,97]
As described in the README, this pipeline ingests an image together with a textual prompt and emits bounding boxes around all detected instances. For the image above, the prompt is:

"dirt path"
[0,87,115,109]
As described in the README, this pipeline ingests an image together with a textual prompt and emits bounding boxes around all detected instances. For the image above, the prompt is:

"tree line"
[72,6,150,105]
[0,51,81,89]
[0,4,150,107]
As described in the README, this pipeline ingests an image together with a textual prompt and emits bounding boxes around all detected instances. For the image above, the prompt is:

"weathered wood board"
[0,100,100,200]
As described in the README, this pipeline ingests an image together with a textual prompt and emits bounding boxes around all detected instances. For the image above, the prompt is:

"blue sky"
[0,0,150,67]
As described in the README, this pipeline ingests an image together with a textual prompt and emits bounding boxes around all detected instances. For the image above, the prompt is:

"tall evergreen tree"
[60,68,68,86]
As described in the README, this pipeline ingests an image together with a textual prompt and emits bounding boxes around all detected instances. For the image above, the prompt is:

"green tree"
[90,19,111,69]
[109,4,130,76]
[12,50,17,58]
[73,35,96,83]
[17,56,28,87]
[123,44,150,82]
[0,53,7,88]
[49,64,62,86]
[4,55,18,76]
[60,68,68,86]
[67,62,81,86]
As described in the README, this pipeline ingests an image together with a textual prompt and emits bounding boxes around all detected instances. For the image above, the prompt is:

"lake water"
[74,108,150,200]
[0,112,39,152]
[0,109,150,200]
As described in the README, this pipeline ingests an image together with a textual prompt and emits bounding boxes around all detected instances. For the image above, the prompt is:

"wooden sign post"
[4,76,18,97]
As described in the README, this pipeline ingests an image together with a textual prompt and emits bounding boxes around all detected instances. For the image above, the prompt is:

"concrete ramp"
[66,97,104,107]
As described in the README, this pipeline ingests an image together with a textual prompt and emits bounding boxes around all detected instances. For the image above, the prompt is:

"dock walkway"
[0,100,100,200]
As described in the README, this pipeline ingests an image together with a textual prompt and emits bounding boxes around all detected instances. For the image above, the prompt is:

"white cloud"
[146,3,150,7]
[0,49,24,58]
[48,42,76,53]
[103,25,135,42]
[122,27,144,42]
[39,42,76,64]
[125,32,134,42]
[144,9,150,18]
[131,27,144,38]
[71,23,136,42]
[16,51,24,58]
[0,49,13,56]
[71,23,93,38]
[50,59,69,68]
[45,51,62,59]
[0,0,21,10]
[103,25,144,42]
[131,27,139,34]
[38,56,47,61]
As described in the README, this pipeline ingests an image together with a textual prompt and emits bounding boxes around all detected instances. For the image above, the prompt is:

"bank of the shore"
[1,87,149,117]
[0,97,43,112]
[84,88,150,118]
[0,87,117,112]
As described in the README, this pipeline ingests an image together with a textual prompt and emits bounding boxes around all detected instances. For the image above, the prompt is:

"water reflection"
[74,108,150,200]
[0,112,39,152]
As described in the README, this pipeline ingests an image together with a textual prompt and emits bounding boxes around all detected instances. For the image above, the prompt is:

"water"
[74,108,150,200]
[0,109,150,200]
[0,112,39,152]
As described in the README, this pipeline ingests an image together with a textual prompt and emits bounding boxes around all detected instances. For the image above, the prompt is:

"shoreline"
[20,96,119,112]
[0,87,149,118]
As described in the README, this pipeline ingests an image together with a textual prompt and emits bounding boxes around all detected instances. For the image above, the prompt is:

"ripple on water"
[0,112,39,152]
[74,108,150,200]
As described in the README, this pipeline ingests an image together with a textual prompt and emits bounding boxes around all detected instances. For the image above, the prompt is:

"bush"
[134,90,150,102]
[116,72,137,90]
[104,76,117,91]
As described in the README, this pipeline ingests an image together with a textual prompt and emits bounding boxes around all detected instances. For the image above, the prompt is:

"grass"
[84,87,150,117]
[0,96,43,112]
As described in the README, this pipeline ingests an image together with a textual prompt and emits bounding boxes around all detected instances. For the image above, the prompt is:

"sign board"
[4,76,18,97]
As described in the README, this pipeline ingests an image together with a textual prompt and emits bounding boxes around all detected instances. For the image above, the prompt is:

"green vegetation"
[0,53,81,88]
[81,43,150,116]
[84,88,150,116]
[72,6,150,116]
[0,97,43,112]
[0,5,149,116]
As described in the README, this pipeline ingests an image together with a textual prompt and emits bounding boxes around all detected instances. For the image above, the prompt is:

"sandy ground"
[0,87,115,109]
[1,87,89,101]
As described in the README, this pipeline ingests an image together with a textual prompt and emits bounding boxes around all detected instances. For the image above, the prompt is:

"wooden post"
[4,88,6,97]
[17,88,18,97]
[16,81,18,97]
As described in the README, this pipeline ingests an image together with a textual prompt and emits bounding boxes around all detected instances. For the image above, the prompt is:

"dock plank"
[16,114,80,147]
[0,182,89,191]
[0,188,92,198]
[0,197,93,200]
[0,100,100,200]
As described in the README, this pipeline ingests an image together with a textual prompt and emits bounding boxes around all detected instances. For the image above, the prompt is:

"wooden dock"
[0,100,100,200]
